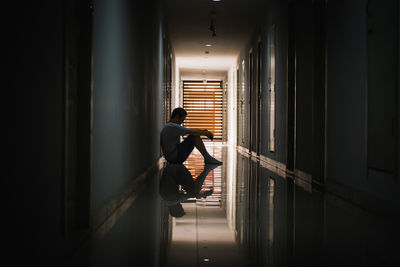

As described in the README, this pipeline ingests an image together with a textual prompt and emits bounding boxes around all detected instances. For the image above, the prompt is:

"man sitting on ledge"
[160,107,222,165]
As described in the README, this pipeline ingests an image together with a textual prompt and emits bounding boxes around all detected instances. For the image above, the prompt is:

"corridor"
[67,144,399,266]
[5,0,399,266]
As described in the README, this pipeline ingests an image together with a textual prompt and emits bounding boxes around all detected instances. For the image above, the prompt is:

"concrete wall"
[92,0,163,214]
[326,0,399,206]
[237,0,288,163]
[326,0,368,195]
[292,1,314,175]
[6,0,66,264]
[6,0,167,264]
[237,0,399,209]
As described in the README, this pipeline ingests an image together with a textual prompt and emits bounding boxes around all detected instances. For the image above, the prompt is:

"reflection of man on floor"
[159,163,218,218]
[160,107,222,164]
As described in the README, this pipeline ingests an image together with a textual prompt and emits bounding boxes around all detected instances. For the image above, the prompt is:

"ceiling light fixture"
[205,44,212,47]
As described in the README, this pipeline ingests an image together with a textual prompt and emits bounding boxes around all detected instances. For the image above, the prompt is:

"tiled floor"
[164,142,247,267]
[162,142,400,267]
[73,142,400,266]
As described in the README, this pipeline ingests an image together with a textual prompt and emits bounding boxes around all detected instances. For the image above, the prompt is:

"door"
[63,0,93,240]
[257,40,263,155]
[249,50,254,152]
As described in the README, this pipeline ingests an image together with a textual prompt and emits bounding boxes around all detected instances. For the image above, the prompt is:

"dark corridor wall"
[236,0,399,213]
[5,0,166,265]
[6,0,66,265]
[92,0,163,215]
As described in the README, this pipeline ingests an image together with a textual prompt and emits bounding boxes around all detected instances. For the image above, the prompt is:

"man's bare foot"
[204,154,222,165]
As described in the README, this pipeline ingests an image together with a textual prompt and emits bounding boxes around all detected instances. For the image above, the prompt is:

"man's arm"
[187,128,213,140]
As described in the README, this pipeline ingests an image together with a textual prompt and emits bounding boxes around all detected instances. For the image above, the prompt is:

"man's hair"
[171,107,187,119]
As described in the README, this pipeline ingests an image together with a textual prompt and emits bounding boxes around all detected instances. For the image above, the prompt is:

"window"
[183,80,223,140]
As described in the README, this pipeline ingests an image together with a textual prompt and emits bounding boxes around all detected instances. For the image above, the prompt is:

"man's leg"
[194,135,208,156]
[176,135,196,163]
[194,135,222,164]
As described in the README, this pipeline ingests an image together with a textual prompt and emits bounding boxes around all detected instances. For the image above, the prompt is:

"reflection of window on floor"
[184,142,222,207]
[269,25,276,152]
[268,177,275,264]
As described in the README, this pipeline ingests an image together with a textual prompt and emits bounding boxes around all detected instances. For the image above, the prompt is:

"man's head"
[170,107,187,124]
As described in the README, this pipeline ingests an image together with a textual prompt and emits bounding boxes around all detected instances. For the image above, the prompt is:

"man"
[160,107,222,164]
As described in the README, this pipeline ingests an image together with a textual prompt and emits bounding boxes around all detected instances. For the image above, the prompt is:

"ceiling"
[164,0,266,77]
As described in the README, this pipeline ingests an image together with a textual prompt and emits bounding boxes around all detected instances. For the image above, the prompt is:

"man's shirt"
[160,122,190,162]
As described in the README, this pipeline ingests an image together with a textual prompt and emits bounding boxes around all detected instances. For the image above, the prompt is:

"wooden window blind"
[183,80,223,140]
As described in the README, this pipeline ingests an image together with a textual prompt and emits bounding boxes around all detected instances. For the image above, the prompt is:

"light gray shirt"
[160,122,190,162]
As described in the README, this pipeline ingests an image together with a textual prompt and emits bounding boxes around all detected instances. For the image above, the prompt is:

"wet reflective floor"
[76,142,400,267]
[161,142,400,267]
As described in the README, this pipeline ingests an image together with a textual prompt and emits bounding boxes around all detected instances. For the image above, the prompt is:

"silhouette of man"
[160,107,222,164]
[159,163,218,218]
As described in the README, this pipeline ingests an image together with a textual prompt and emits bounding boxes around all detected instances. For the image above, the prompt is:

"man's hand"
[205,130,214,141]
[188,128,214,140]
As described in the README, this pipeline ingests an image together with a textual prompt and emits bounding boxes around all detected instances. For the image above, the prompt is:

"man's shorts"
[175,134,196,164]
